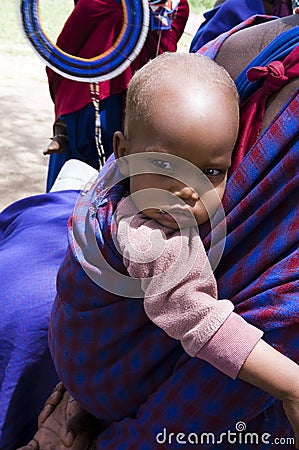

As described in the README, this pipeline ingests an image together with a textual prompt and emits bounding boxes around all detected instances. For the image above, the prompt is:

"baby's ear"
[113,131,130,176]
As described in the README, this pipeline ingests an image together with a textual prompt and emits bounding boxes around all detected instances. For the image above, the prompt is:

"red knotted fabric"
[231,45,299,173]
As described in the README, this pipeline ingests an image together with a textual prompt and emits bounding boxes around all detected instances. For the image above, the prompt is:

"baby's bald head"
[124,52,239,138]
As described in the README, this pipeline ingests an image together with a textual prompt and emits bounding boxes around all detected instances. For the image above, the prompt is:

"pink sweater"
[116,197,263,378]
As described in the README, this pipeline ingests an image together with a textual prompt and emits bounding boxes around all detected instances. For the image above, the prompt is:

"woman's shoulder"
[215,15,299,79]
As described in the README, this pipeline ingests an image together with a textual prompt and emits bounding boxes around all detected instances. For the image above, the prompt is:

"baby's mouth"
[156,206,196,226]
[158,206,192,216]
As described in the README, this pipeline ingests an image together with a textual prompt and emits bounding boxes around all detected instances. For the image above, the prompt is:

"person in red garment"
[44,0,189,191]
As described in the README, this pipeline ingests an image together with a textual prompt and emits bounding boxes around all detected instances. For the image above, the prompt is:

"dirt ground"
[0,47,53,211]
[0,14,202,212]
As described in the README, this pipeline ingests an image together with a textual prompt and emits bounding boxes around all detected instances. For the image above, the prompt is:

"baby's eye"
[151,159,175,171]
[202,169,222,177]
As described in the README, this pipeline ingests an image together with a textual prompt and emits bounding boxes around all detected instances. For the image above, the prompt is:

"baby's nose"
[171,185,199,202]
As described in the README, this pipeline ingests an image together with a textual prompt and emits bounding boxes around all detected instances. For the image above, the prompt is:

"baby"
[48,53,299,446]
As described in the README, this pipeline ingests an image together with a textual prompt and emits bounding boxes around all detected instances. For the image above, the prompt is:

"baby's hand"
[238,340,299,449]
[282,396,299,449]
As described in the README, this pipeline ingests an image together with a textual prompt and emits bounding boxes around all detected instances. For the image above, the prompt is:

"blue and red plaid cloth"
[49,18,299,449]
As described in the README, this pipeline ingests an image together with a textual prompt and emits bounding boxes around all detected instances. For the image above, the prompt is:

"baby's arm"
[238,339,299,447]
[115,197,262,377]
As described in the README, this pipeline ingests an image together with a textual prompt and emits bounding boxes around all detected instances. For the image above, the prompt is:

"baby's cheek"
[194,206,209,225]
[197,189,223,223]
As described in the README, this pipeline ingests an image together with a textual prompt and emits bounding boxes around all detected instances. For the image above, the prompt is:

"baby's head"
[114,52,239,229]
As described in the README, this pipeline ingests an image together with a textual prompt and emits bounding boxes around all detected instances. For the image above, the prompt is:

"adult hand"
[43,135,68,155]
[38,382,66,427]
[43,121,68,155]
[17,383,98,450]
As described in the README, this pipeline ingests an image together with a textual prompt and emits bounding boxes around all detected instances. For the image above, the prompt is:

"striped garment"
[49,19,299,449]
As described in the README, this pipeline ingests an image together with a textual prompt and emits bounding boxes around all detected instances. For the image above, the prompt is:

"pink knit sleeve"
[116,197,263,378]
[197,312,263,378]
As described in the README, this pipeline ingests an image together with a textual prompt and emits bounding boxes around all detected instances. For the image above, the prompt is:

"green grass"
[0,0,73,53]
[189,0,214,14]
[0,0,214,54]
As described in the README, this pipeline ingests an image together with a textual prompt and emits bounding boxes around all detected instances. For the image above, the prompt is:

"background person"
[44,0,189,191]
